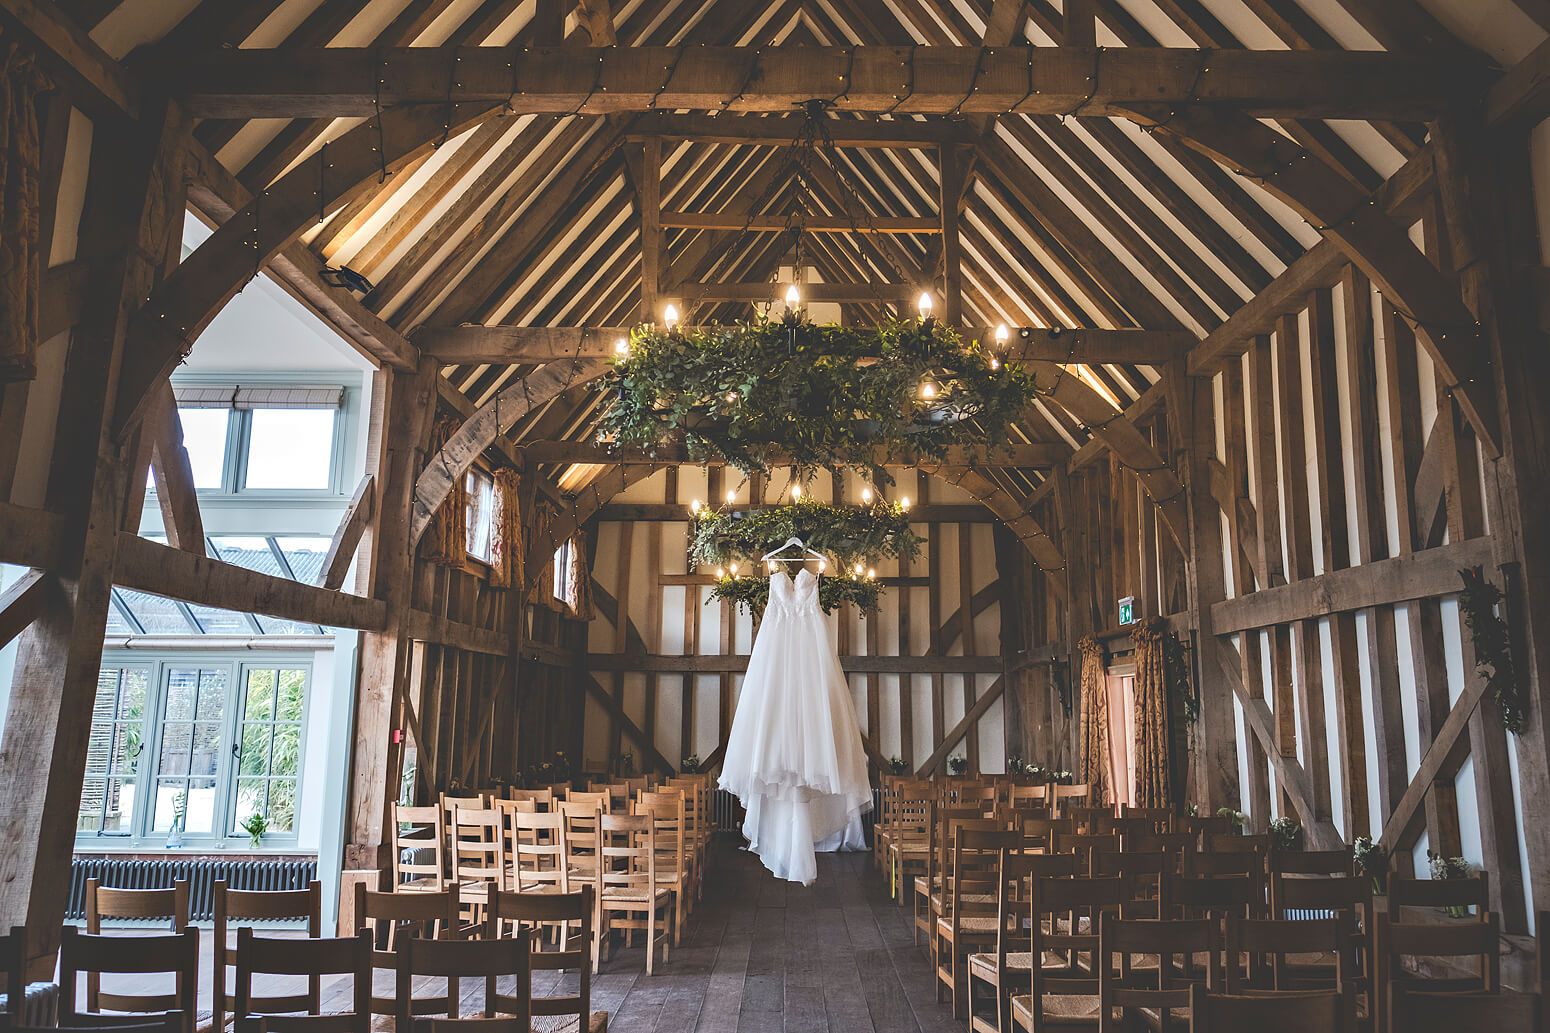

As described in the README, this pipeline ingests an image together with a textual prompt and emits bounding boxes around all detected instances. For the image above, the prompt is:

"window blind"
[172,384,344,409]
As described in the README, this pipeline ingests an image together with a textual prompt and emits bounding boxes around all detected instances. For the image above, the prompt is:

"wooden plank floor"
[590,843,961,1033]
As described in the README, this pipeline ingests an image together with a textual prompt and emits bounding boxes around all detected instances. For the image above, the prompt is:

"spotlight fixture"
[320,265,374,296]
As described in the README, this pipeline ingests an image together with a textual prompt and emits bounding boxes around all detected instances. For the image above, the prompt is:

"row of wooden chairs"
[8,878,608,1033]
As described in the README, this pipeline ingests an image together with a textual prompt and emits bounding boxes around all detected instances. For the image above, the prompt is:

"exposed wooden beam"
[592,502,995,522]
[0,570,49,652]
[317,475,375,591]
[662,212,942,233]
[0,502,64,570]
[1485,33,1550,131]
[175,46,1482,121]
[586,653,1005,674]
[522,440,1071,467]
[671,282,917,302]
[414,323,1193,364]
[584,674,676,776]
[1211,536,1493,634]
[405,608,508,655]
[627,111,975,147]
[114,532,387,631]
[148,383,206,557]
[0,0,139,119]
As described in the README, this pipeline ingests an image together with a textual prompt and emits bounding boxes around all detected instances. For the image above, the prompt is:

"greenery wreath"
[598,315,1039,480]
[710,571,883,616]
[689,497,920,571]
[1459,566,1525,733]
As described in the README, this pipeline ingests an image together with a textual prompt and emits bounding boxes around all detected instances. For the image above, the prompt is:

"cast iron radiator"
[66,857,317,922]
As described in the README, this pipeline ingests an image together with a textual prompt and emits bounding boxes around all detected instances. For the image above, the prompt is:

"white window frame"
[77,652,312,851]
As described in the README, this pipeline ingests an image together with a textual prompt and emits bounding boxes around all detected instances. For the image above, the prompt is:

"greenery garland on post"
[598,316,1039,480]
[1159,627,1199,747]
[1459,566,1525,733]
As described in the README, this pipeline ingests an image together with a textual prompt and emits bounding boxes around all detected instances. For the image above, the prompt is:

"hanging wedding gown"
[719,568,872,885]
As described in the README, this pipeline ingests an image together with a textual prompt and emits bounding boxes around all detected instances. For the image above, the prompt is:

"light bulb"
[868,568,876,579]
[726,490,736,504]
[731,563,739,576]
[785,284,801,309]
[921,381,937,400]
[901,496,911,511]
[994,323,1009,345]
[861,487,873,504]
[663,303,679,329]
[768,560,776,572]
[726,391,737,403]
[792,483,802,500]
[855,562,864,575]
[917,292,933,319]
[819,559,826,571]
[615,336,630,356]
[691,499,702,514]
[990,357,1000,370]
[716,568,725,579]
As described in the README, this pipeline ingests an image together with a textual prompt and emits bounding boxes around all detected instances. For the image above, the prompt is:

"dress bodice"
[768,568,820,619]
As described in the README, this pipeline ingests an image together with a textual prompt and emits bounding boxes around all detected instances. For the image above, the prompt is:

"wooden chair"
[876,780,930,876]
[1174,815,1235,843]
[1385,872,1490,922]
[1188,983,1350,1033]
[1165,873,1264,921]
[440,793,490,881]
[0,926,23,1028]
[662,777,710,878]
[507,787,554,809]
[212,880,322,1033]
[1006,872,1133,1033]
[920,813,1001,950]
[450,807,506,915]
[22,1016,187,1033]
[84,880,191,1021]
[1005,783,1049,809]
[1267,875,1372,996]
[966,852,1082,1033]
[487,887,607,1029]
[394,929,530,1030]
[1098,915,1223,1032]
[1091,850,1176,920]
[597,814,673,974]
[58,927,198,1033]
[505,809,570,896]
[586,782,632,814]
[1390,989,1547,1033]
[353,884,462,1021]
[1270,847,1354,878]
[1224,916,1351,995]
[1373,911,1501,1033]
[392,803,446,891]
[1050,784,1091,817]
[1206,832,1270,859]
[936,828,1022,1018]
[634,789,691,945]
[886,793,933,906]
[1016,815,1073,853]
[562,791,612,816]
[234,928,371,1033]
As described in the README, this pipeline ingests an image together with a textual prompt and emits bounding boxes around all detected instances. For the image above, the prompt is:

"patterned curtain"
[488,468,523,589]
[527,501,557,607]
[422,415,468,567]
[1131,619,1174,809]
[1078,634,1109,806]
[0,38,49,383]
[567,535,593,620]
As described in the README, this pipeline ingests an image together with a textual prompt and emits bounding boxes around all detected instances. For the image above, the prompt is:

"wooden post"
[0,104,190,976]
[344,357,436,873]
[637,136,662,322]
[939,144,966,326]
[1176,364,1241,813]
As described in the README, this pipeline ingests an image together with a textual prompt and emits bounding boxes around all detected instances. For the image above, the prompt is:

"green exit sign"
[1118,596,1135,625]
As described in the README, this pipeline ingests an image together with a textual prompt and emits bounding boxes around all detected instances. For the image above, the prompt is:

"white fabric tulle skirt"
[719,570,872,885]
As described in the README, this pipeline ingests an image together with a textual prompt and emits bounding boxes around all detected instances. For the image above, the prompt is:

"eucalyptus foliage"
[690,497,920,571]
[599,316,1039,479]
[1459,566,1525,733]
[710,572,883,616]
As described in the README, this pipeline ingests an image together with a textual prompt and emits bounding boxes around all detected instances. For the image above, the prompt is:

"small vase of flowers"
[240,812,268,851]
[1355,836,1389,895]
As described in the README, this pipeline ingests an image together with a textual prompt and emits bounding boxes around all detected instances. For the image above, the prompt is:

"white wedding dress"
[719,568,872,885]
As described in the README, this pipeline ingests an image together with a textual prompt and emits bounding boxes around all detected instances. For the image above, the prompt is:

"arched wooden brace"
[1025,360,1191,553]
[407,356,610,545]
[1119,103,1501,457]
[529,461,1070,600]
[111,101,507,439]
